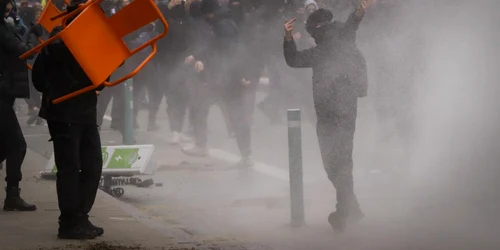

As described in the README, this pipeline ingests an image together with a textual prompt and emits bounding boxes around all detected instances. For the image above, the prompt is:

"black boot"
[328,211,347,233]
[3,187,37,211]
[58,222,100,240]
[84,219,104,236]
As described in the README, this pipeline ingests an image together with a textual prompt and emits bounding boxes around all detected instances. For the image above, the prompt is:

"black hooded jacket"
[155,2,190,66]
[0,0,37,100]
[284,11,367,116]
[32,26,106,125]
[196,10,249,92]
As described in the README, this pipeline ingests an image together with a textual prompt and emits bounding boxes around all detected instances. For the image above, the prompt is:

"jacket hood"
[0,0,13,24]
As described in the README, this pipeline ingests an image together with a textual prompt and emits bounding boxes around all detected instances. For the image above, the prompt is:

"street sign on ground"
[41,145,156,177]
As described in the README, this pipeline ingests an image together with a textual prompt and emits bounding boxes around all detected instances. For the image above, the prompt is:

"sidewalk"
[0,148,204,250]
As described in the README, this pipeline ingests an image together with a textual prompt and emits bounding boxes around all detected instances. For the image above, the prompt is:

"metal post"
[123,79,135,145]
[288,109,305,227]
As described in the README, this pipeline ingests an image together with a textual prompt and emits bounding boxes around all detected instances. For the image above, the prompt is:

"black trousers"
[0,98,26,188]
[96,87,114,128]
[189,79,211,149]
[225,90,252,157]
[96,83,145,132]
[165,82,189,133]
[316,102,361,218]
[48,122,102,227]
[190,81,251,157]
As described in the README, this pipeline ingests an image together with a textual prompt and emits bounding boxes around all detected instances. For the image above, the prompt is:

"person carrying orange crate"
[31,0,106,240]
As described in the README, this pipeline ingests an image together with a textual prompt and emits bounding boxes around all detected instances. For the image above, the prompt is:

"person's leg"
[0,99,35,211]
[244,82,258,127]
[110,85,125,132]
[182,82,211,157]
[146,64,168,131]
[25,85,39,126]
[225,89,252,166]
[259,63,285,125]
[147,79,164,131]
[79,125,104,235]
[49,122,99,239]
[96,88,114,129]
[316,107,361,232]
[166,83,189,135]
[0,121,5,171]
[50,122,81,225]
[132,75,149,128]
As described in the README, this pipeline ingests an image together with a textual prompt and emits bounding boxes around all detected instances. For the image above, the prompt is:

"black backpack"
[31,48,50,93]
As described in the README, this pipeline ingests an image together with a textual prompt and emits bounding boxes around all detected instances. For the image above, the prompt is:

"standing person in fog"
[182,0,253,167]
[155,0,192,143]
[0,0,41,211]
[283,0,370,232]
[32,0,106,240]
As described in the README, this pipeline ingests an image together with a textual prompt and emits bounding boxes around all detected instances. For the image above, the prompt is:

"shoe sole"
[3,207,37,212]
[58,234,98,240]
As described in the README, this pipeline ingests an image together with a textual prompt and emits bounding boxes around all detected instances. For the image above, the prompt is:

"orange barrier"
[21,0,169,104]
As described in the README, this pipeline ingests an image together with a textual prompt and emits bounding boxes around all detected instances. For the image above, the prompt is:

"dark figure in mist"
[0,0,40,212]
[148,0,192,140]
[283,1,369,232]
[182,0,253,167]
[32,0,105,240]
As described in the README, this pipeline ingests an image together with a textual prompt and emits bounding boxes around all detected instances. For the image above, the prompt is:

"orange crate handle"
[103,0,169,88]
[52,1,169,104]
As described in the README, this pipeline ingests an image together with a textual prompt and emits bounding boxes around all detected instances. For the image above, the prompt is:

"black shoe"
[3,187,37,211]
[84,219,104,236]
[58,223,100,240]
[328,212,346,233]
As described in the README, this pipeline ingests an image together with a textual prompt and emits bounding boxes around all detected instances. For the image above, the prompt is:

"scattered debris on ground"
[36,242,200,250]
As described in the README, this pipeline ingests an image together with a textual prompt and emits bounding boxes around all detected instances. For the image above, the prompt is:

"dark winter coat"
[156,3,190,66]
[198,11,249,94]
[284,11,367,116]
[0,1,37,100]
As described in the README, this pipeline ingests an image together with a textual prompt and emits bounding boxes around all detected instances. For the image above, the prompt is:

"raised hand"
[284,18,297,41]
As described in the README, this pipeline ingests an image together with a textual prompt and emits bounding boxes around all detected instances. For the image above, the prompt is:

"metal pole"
[288,109,305,227]
[123,79,135,145]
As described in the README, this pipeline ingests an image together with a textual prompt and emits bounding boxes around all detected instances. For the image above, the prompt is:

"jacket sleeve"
[0,27,36,58]
[283,38,315,68]
[342,10,364,43]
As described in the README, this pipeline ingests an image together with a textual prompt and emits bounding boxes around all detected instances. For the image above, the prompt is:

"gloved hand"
[7,10,20,25]
[29,23,44,37]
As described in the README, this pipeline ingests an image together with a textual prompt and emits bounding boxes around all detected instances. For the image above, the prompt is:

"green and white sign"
[42,145,156,177]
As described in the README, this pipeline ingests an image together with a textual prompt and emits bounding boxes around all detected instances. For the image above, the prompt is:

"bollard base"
[286,220,307,228]
[290,221,306,228]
